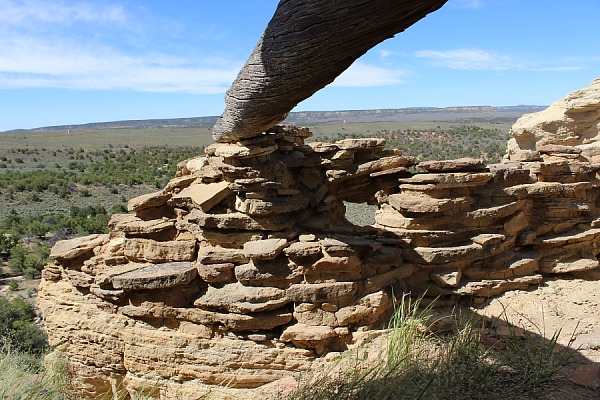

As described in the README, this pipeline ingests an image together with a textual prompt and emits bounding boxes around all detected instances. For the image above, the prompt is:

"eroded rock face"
[506,78,600,162]
[40,79,600,398]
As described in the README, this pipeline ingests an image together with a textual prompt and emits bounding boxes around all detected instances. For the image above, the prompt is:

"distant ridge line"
[5,105,547,133]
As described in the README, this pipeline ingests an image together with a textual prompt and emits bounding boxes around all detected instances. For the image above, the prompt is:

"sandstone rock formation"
[40,79,600,396]
[506,78,600,162]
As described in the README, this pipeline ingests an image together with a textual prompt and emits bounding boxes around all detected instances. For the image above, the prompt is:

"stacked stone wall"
[39,121,600,397]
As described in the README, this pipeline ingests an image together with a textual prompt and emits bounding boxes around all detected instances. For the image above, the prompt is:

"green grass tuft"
[289,295,572,400]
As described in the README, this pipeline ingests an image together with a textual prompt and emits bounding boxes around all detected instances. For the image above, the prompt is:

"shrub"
[0,297,48,355]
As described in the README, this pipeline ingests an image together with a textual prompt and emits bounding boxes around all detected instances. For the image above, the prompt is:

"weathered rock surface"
[507,78,600,162]
[39,77,600,399]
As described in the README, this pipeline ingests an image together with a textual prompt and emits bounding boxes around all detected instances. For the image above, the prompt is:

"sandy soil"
[472,276,600,398]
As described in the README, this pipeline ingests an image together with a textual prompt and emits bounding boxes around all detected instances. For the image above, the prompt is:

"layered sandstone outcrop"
[506,78,600,162]
[39,80,600,398]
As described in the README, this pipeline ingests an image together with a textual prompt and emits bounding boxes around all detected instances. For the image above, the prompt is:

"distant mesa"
[3,106,546,133]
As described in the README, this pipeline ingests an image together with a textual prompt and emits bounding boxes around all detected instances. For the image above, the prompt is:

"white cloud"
[0,0,241,93]
[413,48,587,73]
[532,66,585,72]
[0,0,125,24]
[379,50,394,58]
[414,49,514,70]
[330,62,409,87]
[0,35,241,93]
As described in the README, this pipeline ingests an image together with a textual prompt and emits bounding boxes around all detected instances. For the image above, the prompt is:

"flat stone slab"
[538,144,582,155]
[280,324,337,342]
[170,181,232,212]
[286,282,359,304]
[122,238,196,262]
[127,190,170,212]
[109,215,174,234]
[209,143,278,158]
[194,282,290,313]
[388,194,472,213]
[536,228,600,246]
[112,262,197,290]
[235,195,310,216]
[50,234,108,260]
[335,138,385,150]
[186,209,290,231]
[243,238,288,261]
[417,158,486,172]
[398,172,493,188]
[540,257,599,274]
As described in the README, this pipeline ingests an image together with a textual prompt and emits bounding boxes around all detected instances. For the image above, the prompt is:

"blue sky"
[0,0,599,131]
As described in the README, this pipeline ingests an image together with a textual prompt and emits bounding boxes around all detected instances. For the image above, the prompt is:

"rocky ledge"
[39,79,600,398]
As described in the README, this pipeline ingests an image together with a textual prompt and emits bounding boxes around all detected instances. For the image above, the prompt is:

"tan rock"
[235,258,302,288]
[363,265,415,293]
[388,194,472,213]
[417,158,486,172]
[294,306,337,327]
[211,142,278,158]
[109,215,175,235]
[308,142,339,153]
[243,238,288,261]
[122,238,196,262]
[197,246,249,264]
[170,181,232,212]
[335,138,385,150]
[284,241,322,259]
[430,271,462,287]
[503,211,529,236]
[196,263,235,283]
[454,274,543,297]
[398,172,493,188]
[199,228,265,247]
[235,195,309,216]
[50,234,109,261]
[539,257,599,274]
[333,291,392,327]
[127,190,170,212]
[286,282,359,304]
[112,262,197,290]
[163,175,197,193]
[94,262,149,287]
[185,209,290,231]
[507,78,600,161]
[310,256,362,273]
[63,269,94,288]
[194,282,290,313]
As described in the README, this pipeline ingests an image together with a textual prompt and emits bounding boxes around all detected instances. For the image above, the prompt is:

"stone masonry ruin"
[39,78,600,398]
[38,0,600,397]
